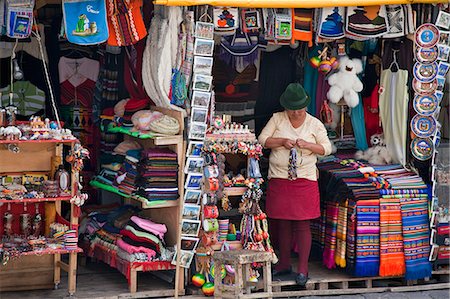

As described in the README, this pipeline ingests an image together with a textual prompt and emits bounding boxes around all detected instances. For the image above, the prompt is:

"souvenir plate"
[411,138,434,161]
[413,62,438,83]
[415,46,439,64]
[412,78,437,95]
[413,94,438,116]
[411,114,437,138]
[415,23,440,48]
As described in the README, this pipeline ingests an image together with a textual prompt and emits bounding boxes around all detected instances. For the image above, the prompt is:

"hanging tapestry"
[335,200,348,268]
[379,196,405,277]
[346,6,388,39]
[355,199,380,277]
[400,197,432,280]
[291,8,313,47]
[323,201,339,269]
[384,5,414,39]
[106,0,147,46]
[63,0,109,45]
[318,7,345,40]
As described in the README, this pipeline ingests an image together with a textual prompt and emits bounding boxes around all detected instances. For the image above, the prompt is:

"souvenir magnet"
[411,114,437,138]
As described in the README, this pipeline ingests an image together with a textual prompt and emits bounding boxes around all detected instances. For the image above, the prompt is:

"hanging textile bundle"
[317,7,345,40]
[6,0,34,39]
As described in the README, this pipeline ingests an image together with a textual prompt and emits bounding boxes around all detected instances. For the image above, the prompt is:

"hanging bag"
[62,0,109,45]
[6,0,34,39]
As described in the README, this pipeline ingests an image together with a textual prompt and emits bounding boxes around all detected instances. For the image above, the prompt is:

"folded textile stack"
[64,230,78,250]
[137,148,179,201]
[117,149,141,195]
[118,216,169,262]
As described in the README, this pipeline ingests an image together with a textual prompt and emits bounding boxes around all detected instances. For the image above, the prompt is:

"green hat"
[280,83,310,110]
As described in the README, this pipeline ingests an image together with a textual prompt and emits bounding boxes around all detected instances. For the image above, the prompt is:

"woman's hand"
[282,139,296,149]
[296,138,310,149]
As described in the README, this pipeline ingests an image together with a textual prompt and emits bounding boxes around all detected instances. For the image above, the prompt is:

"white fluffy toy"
[355,134,393,165]
[327,56,363,108]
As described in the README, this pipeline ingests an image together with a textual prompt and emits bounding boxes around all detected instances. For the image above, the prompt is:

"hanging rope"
[32,19,62,129]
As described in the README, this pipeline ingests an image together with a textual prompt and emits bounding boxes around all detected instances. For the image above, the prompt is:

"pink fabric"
[130,216,167,239]
[117,238,156,259]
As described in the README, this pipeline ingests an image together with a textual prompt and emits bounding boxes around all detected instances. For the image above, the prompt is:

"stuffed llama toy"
[327,56,363,108]
[355,134,393,165]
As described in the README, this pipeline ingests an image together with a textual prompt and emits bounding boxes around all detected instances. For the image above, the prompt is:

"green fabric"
[90,179,131,198]
[124,225,163,247]
[279,83,311,110]
[0,81,45,116]
[107,125,155,139]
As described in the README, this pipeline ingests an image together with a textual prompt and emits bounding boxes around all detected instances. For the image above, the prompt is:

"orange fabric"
[291,8,313,47]
[107,0,147,46]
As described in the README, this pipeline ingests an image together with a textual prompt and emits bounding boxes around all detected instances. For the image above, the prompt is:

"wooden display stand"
[91,107,186,297]
[0,139,81,296]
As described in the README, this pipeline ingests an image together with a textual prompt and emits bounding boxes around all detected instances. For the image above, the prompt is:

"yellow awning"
[153,0,446,8]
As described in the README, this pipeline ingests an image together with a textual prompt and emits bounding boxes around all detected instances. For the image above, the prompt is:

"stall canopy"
[153,0,445,8]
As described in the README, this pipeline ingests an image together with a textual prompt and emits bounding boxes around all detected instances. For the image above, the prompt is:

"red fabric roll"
[266,178,320,220]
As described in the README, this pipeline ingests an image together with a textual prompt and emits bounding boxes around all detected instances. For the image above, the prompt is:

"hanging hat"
[280,83,310,110]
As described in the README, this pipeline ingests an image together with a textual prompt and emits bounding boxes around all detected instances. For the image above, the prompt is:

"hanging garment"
[335,200,348,268]
[62,0,109,45]
[363,84,382,142]
[291,8,313,47]
[346,6,388,39]
[384,5,414,38]
[323,201,339,269]
[303,46,320,116]
[0,81,45,116]
[106,0,147,47]
[378,69,409,166]
[317,7,345,40]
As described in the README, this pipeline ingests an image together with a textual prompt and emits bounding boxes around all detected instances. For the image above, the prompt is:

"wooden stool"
[213,249,273,299]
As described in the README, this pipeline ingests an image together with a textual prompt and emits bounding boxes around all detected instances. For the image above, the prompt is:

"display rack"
[90,106,186,296]
[0,139,80,296]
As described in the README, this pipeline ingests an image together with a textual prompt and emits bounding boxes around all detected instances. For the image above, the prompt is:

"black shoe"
[272,266,292,277]
[295,273,308,287]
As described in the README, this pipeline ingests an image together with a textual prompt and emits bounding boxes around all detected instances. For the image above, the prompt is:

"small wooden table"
[213,250,273,299]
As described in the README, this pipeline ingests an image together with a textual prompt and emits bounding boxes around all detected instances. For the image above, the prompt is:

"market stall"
[0,0,449,298]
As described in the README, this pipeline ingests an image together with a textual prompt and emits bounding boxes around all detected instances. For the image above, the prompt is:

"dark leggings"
[273,219,311,275]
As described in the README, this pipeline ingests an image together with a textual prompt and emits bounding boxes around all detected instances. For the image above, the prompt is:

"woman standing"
[258,83,332,286]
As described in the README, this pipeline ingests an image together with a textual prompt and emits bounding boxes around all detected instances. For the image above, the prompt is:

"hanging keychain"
[33,203,43,237]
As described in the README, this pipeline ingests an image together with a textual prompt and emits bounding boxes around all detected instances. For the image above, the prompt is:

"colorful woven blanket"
[355,199,380,277]
[379,196,405,276]
[400,197,432,280]
[323,201,339,269]
[335,200,348,268]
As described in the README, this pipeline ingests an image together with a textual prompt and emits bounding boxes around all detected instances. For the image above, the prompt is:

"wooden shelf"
[19,247,83,256]
[106,125,183,146]
[0,196,72,204]
[224,187,247,196]
[211,240,242,251]
[131,195,179,209]
[0,139,77,145]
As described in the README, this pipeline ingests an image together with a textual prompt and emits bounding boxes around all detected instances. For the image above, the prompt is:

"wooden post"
[174,138,185,298]
[235,263,244,298]
[215,261,224,299]
[68,252,77,295]
[264,260,273,298]
[54,254,61,289]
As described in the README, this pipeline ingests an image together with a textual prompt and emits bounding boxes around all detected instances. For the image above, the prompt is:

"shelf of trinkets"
[0,117,76,142]
[206,122,256,141]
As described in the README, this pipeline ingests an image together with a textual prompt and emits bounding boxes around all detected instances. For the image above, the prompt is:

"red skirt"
[266,178,320,220]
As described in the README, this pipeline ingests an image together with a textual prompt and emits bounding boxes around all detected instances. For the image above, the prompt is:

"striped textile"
[346,201,356,273]
[0,82,45,116]
[355,199,380,277]
[335,200,348,268]
[379,196,405,276]
[400,197,432,280]
[323,201,339,269]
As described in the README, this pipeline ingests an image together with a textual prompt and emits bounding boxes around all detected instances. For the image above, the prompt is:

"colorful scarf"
[379,196,405,276]
[288,147,297,180]
[335,200,348,268]
[346,202,356,273]
[291,8,313,47]
[323,201,339,269]
[355,199,380,277]
[400,197,432,280]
